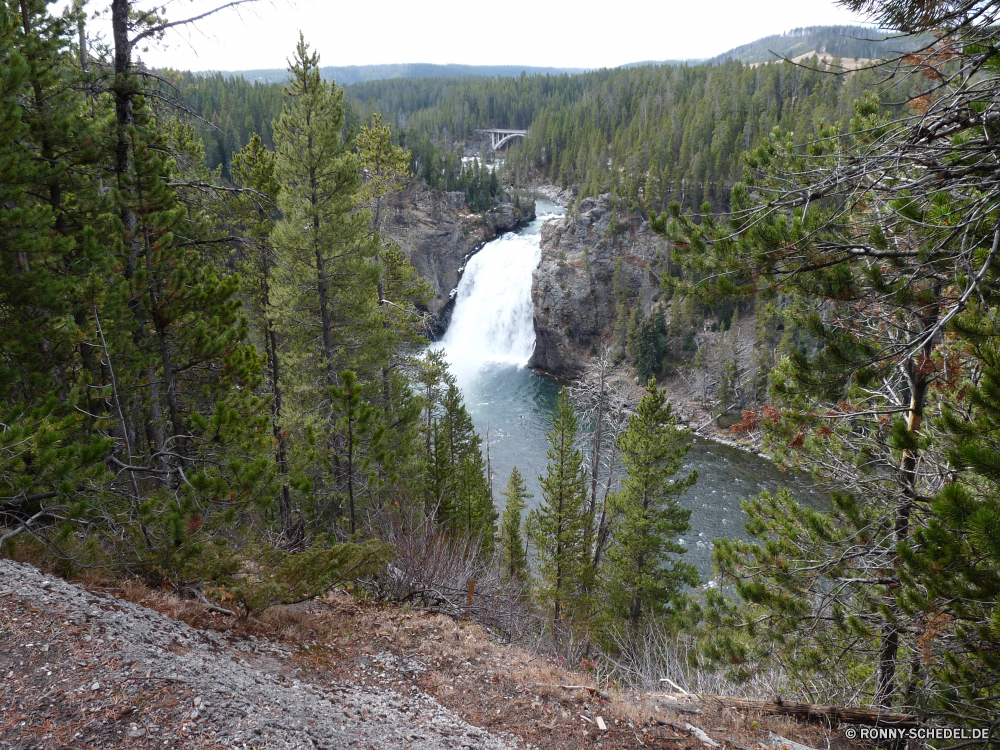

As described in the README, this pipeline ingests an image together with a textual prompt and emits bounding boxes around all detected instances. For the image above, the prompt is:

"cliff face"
[384,181,535,335]
[529,194,666,376]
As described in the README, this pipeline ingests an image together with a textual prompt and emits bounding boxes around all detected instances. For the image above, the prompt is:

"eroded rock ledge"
[529,193,667,377]
[384,181,535,335]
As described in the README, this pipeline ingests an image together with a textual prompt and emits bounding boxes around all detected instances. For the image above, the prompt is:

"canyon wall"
[529,194,668,376]
[384,180,535,334]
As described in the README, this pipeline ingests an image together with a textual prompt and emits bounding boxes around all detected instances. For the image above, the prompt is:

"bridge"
[481,128,528,150]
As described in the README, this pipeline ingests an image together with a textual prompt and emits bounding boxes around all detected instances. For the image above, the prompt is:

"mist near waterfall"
[435,222,546,386]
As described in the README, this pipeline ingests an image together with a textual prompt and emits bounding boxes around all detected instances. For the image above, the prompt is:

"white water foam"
[435,220,548,385]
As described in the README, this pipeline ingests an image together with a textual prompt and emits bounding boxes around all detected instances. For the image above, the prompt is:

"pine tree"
[497,466,531,581]
[330,370,385,535]
[271,34,375,390]
[412,352,493,543]
[893,311,1000,726]
[270,35,378,527]
[111,98,273,577]
[631,307,667,383]
[529,388,594,624]
[0,4,111,550]
[354,113,429,493]
[440,381,493,544]
[231,134,297,540]
[656,19,989,713]
[600,383,697,630]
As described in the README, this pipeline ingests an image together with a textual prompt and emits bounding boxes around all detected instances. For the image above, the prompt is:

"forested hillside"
[5,0,1000,744]
[217,62,589,85]
[707,24,924,63]
[181,42,918,213]
[499,58,918,212]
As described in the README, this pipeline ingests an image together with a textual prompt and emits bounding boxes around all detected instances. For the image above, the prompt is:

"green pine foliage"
[269,36,379,529]
[627,306,668,383]
[895,315,1000,724]
[529,387,594,624]
[331,370,387,536]
[226,535,394,618]
[600,383,697,632]
[412,351,495,547]
[497,466,531,581]
[0,0,279,582]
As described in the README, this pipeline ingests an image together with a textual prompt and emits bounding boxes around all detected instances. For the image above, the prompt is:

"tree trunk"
[876,302,935,709]
[111,0,153,476]
[267,316,293,539]
[589,371,605,518]
[347,411,355,535]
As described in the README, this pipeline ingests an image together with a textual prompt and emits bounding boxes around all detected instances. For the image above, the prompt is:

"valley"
[1,6,996,748]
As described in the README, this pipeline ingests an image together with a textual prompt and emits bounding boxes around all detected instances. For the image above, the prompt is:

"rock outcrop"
[384,181,535,335]
[529,193,667,376]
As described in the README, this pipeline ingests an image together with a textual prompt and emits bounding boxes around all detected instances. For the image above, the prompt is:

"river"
[434,200,820,576]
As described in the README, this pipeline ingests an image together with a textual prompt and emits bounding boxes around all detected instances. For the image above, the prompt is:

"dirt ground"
[64,580,855,750]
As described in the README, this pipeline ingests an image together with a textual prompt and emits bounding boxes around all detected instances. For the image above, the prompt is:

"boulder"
[528,194,667,377]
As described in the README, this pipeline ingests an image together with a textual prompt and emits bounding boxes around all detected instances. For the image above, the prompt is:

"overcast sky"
[107,0,871,72]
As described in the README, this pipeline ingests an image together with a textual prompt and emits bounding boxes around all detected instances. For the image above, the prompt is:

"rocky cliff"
[529,193,667,376]
[384,180,535,335]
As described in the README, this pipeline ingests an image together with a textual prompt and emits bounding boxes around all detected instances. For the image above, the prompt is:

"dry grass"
[2,569,862,750]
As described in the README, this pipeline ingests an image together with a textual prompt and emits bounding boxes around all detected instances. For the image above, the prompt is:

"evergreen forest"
[4,0,1000,744]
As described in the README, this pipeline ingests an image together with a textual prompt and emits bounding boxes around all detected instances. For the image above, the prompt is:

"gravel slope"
[0,560,518,750]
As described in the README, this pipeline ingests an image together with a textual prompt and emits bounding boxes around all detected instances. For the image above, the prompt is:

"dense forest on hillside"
[179,50,918,212]
[5,0,1000,743]
[707,24,928,63]
[176,24,927,214]
[218,62,589,86]
[499,58,920,211]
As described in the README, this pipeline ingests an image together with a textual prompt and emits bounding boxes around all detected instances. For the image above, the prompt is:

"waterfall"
[436,226,542,384]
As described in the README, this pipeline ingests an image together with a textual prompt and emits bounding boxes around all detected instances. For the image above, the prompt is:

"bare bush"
[599,622,788,698]
[361,505,529,642]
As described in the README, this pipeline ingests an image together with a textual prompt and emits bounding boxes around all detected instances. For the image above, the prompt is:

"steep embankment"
[529,193,666,376]
[0,559,859,750]
[384,181,535,334]
[0,560,515,750]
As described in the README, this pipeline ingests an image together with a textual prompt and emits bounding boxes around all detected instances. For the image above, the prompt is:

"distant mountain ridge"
[212,63,588,85]
[708,25,928,64]
[206,26,927,85]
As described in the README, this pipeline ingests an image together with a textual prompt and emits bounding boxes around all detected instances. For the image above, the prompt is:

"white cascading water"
[435,228,541,384]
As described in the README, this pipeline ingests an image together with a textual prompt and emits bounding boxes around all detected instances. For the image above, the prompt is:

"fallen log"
[655,719,722,748]
[769,732,822,750]
[655,693,920,729]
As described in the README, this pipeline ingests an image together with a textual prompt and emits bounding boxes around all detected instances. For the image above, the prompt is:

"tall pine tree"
[497,466,531,581]
[530,387,594,624]
[600,383,697,630]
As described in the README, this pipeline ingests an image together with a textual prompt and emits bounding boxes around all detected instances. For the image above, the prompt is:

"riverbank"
[521,183,770,459]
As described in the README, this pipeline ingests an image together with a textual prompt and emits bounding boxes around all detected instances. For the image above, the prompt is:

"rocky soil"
[384,181,535,334]
[0,560,517,750]
[0,559,857,750]
[529,193,667,376]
